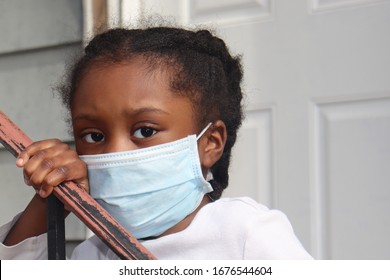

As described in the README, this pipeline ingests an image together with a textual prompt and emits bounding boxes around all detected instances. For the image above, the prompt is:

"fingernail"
[16,158,24,166]
[39,189,46,197]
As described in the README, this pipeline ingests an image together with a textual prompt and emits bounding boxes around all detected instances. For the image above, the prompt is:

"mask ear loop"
[196,122,213,141]
[196,122,215,199]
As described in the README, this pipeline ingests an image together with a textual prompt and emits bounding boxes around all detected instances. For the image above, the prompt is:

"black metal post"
[47,194,66,260]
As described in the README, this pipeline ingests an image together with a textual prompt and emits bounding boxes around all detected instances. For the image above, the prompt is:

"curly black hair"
[58,26,244,200]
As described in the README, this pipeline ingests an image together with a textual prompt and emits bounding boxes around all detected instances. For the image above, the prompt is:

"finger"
[39,160,88,197]
[37,185,54,198]
[42,159,88,189]
[27,148,80,189]
[16,139,63,167]
[23,172,32,186]
[22,142,70,181]
[27,155,62,188]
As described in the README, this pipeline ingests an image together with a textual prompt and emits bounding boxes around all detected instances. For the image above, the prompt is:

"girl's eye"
[83,132,105,143]
[133,127,157,139]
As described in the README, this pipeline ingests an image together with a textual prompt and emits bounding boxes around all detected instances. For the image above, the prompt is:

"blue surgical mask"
[80,124,213,239]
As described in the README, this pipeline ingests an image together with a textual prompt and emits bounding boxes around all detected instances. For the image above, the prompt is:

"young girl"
[0,26,312,259]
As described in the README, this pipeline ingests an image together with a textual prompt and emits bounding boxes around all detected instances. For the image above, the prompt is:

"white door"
[114,0,390,259]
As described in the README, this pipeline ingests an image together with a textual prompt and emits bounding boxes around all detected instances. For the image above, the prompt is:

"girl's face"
[71,57,198,156]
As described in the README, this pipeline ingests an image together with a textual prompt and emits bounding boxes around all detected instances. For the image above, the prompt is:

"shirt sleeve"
[0,214,48,260]
[243,208,313,259]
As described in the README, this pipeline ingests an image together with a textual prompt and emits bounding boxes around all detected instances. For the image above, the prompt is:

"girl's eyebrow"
[125,107,170,117]
[72,107,170,122]
[72,113,98,122]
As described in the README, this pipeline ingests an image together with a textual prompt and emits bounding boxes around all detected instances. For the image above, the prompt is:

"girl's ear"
[198,120,227,170]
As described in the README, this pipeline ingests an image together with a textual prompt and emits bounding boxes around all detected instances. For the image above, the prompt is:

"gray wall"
[0,0,86,254]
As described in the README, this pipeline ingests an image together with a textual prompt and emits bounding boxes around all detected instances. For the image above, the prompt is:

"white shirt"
[0,197,313,260]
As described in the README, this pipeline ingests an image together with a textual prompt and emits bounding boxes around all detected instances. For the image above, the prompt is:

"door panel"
[312,97,390,259]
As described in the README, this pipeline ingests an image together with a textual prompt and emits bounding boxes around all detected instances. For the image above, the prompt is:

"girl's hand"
[16,139,89,198]
[3,139,88,246]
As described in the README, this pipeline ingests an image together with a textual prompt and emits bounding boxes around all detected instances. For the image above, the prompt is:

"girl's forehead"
[78,59,171,96]
[71,59,197,120]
